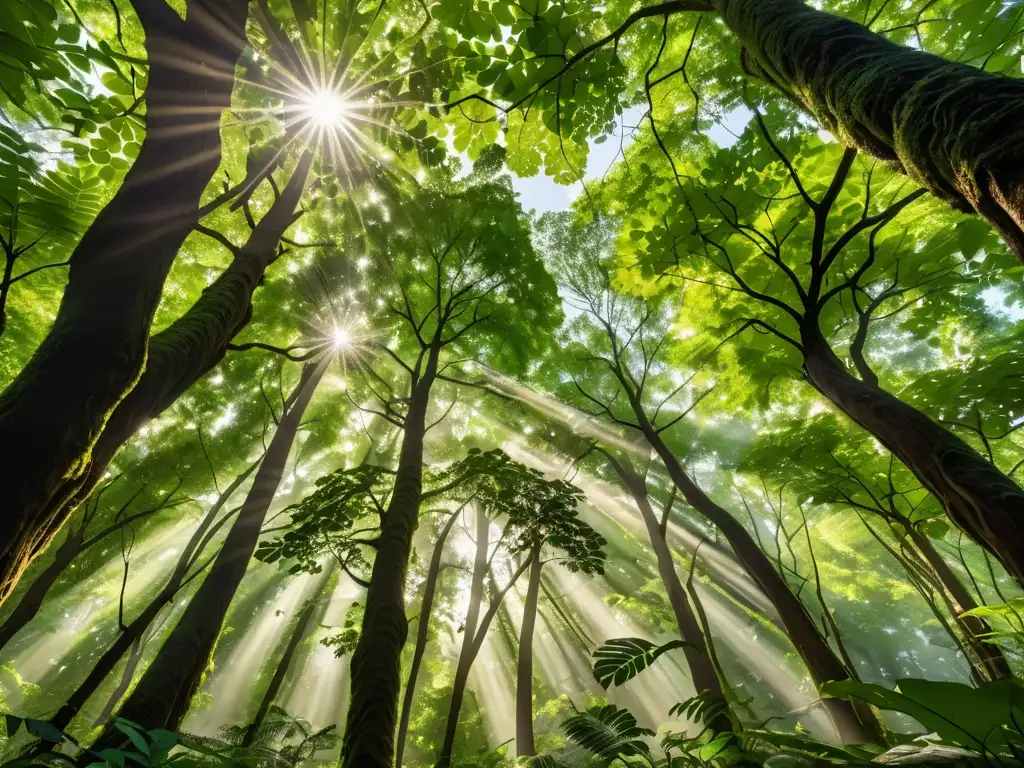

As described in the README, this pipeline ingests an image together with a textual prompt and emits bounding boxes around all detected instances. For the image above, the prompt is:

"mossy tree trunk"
[712,0,1024,259]
[40,152,314,563]
[89,359,326,741]
[0,0,251,603]
[801,326,1024,590]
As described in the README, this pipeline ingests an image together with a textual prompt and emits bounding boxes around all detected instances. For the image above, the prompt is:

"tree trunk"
[801,329,1024,589]
[630,397,882,744]
[714,0,1024,260]
[342,345,439,768]
[515,542,544,760]
[38,151,314,570]
[0,0,252,603]
[0,533,81,653]
[91,359,326,742]
[435,556,532,768]
[436,508,490,768]
[396,508,461,768]
[94,635,145,729]
[606,453,734,735]
[906,527,1011,680]
[242,566,332,747]
[45,459,258,730]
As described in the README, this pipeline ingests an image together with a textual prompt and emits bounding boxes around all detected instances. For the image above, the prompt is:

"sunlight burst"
[302,89,352,128]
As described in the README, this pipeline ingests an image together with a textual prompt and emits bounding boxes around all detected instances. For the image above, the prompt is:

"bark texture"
[0,0,252,603]
[396,508,461,768]
[342,345,439,768]
[801,328,1024,589]
[91,360,325,740]
[41,152,313,568]
[716,0,1024,259]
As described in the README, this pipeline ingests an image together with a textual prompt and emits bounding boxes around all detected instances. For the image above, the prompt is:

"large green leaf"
[562,704,654,761]
[822,678,1024,755]
[592,637,697,689]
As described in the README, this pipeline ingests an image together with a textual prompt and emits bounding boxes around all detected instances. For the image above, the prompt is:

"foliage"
[591,637,697,690]
[823,678,1024,756]
[562,704,654,763]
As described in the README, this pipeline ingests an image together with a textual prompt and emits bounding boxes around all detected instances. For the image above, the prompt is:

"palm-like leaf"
[592,637,696,689]
[562,704,654,761]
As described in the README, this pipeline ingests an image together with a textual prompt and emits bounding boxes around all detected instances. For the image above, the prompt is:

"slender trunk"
[607,454,733,735]
[92,359,326,741]
[906,527,1011,679]
[0,533,81,653]
[39,152,314,569]
[801,329,1024,589]
[94,636,144,729]
[0,249,15,336]
[515,544,543,759]
[395,508,461,768]
[242,566,332,747]
[714,0,1024,259]
[0,1,251,603]
[631,399,881,744]
[45,459,257,730]
[342,345,439,768]
[435,556,533,768]
[436,509,490,768]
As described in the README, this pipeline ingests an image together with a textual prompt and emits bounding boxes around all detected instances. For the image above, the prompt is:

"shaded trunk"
[242,567,332,747]
[0,533,81,653]
[49,450,262,731]
[396,508,461,768]
[714,0,1024,259]
[607,454,734,735]
[40,152,314,569]
[436,509,490,768]
[342,345,439,768]
[515,543,543,759]
[92,359,326,740]
[630,395,881,744]
[907,527,1011,680]
[801,329,1024,589]
[94,635,145,729]
[434,556,532,768]
[0,1,251,603]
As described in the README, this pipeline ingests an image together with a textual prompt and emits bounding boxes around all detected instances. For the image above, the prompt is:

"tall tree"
[626,120,1024,585]
[538,215,884,744]
[595,449,735,735]
[0,0,251,595]
[46,456,261,731]
[92,355,328,740]
[337,170,561,768]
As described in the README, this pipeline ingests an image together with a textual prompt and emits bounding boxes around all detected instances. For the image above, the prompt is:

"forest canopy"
[1,0,1024,767]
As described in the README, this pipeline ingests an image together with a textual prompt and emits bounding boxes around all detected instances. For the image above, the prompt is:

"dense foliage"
[2,0,1024,767]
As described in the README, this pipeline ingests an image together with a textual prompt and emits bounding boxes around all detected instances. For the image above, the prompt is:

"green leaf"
[592,637,697,689]
[563,704,653,761]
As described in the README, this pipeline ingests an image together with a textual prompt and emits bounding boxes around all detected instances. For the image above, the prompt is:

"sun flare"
[302,89,351,127]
